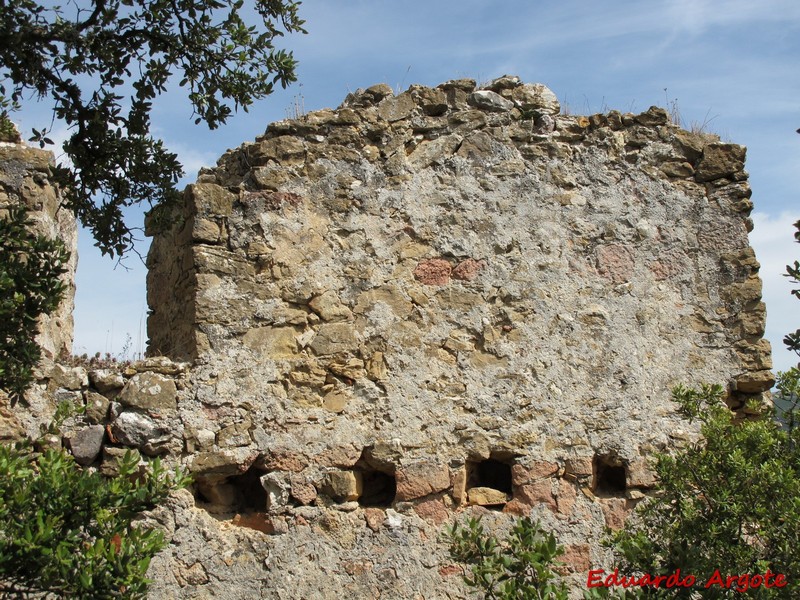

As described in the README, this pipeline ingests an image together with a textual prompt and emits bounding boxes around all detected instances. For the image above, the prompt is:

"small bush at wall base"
[0,444,190,599]
[446,516,570,600]
[608,381,800,599]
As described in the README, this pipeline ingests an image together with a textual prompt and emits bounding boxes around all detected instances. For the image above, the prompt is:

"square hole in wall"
[357,468,396,507]
[465,457,512,507]
[195,465,268,514]
[592,456,627,497]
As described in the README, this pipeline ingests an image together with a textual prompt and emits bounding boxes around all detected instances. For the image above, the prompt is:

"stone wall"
[0,138,77,363]
[0,137,79,439]
[0,75,775,599]
[138,76,773,597]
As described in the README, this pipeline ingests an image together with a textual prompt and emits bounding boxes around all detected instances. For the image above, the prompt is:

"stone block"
[189,183,234,217]
[290,474,317,505]
[627,458,657,488]
[325,470,363,502]
[84,391,110,424]
[395,461,450,501]
[48,364,87,390]
[467,487,510,506]
[308,323,359,356]
[118,372,177,412]
[110,412,167,449]
[309,291,353,322]
[734,370,775,393]
[514,480,557,511]
[189,449,257,478]
[564,456,593,478]
[67,425,105,466]
[600,497,630,530]
[242,326,298,359]
[0,401,25,443]
[413,497,449,524]
[511,461,559,485]
[561,544,591,573]
[696,143,746,182]
[511,83,560,115]
[469,90,514,112]
[89,369,126,393]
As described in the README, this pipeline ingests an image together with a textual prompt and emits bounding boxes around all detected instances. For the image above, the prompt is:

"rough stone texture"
[0,141,79,440]
[119,372,178,412]
[1,77,774,599]
[66,424,105,465]
[136,76,774,598]
[0,142,77,363]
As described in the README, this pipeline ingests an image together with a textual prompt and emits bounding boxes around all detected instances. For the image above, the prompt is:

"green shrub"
[446,516,570,600]
[0,205,69,402]
[0,444,190,599]
[609,380,800,599]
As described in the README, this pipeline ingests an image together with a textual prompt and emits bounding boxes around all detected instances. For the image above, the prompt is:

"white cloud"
[750,211,800,373]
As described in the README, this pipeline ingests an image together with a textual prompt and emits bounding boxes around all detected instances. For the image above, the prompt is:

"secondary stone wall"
[0,138,77,363]
[139,76,773,597]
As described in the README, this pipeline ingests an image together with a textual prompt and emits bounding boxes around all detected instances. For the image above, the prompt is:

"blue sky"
[13,0,800,372]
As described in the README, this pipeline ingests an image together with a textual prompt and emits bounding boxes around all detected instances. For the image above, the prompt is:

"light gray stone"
[110,411,167,449]
[468,90,514,112]
[118,372,177,411]
[48,364,87,390]
[89,369,125,393]
[67,425,105,465]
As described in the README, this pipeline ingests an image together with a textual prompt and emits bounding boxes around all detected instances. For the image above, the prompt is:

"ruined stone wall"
[0,138,77,363]
[0,137,79,440]
[138,76,773,597]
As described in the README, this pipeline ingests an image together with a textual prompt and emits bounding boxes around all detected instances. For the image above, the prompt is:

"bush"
[447,516,570,600]
[609,381,800,599]
[0,205,69,402]
[0,444,190,599]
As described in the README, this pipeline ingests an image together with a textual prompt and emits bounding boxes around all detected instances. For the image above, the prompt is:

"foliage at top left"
[0,0,306,256]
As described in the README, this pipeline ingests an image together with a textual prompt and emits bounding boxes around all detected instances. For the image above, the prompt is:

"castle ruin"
[3,76,773,598]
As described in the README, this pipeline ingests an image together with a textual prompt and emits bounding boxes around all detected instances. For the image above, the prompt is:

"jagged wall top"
[88,75,783,596]
[147,74,770,397]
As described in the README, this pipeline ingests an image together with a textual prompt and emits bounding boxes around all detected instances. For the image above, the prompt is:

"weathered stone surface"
[511,83,560,115]
[48,364,87,390]
[561,544,591,573]
[469,90,514,112]
[89,369,125,393]
[514,481,557,511]
[511,461,559,485]
[695,143,746,182]
[600,497,630,530]
[131,76,771,598]
[308,323,358,356]
[1,144,77,362]
[734,370,775,393]
[190,449,257,477]
[189,183,235,216]
[413,258,452,285]
[395,462,450,501]
[467,487,510,506]
[309,291,353,322]
[325,470,363,501]
[118,372,177,412]
[67,425,105,465]
[242,326,298,358]
[110,412,170,452]
[0,401,25,442]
